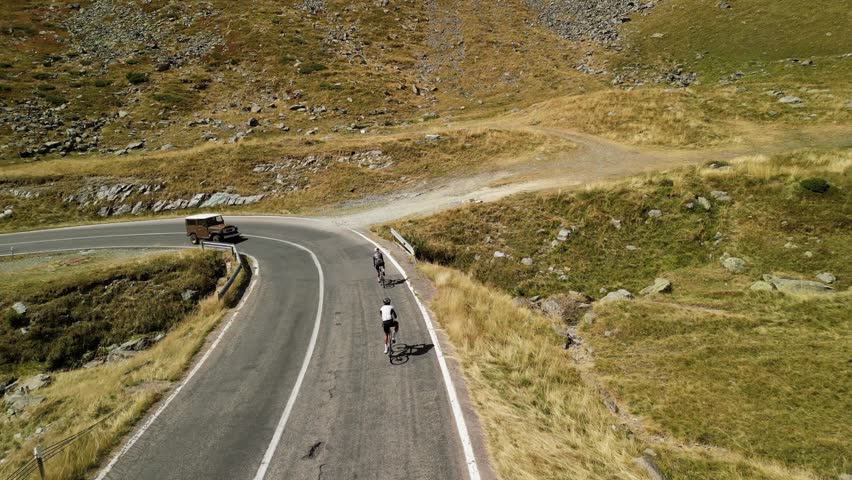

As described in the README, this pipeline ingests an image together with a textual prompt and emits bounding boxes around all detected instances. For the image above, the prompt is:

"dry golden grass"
[0,260,248,479]
[422,263,645,480]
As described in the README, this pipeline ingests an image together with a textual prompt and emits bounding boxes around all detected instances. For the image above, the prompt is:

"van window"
[186,219,196,226]
[214,216,223,224]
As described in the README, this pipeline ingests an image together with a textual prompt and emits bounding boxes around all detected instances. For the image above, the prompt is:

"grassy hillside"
[0,249,241,479]
[387,148,851,478]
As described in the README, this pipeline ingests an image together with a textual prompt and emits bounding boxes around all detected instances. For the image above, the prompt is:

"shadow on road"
[390,343,434,365]
[382,277,408,289]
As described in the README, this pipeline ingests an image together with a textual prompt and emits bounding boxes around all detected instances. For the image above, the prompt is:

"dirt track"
[327,123,852,227]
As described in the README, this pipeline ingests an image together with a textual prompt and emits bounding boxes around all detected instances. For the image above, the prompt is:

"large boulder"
[17,373,51,392]
[640,278,672,296]
[762,275,834,294]
[599,289,633,303]
[816,272,836,284]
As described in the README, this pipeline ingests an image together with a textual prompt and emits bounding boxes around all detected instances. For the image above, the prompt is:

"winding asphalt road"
[0,217,484,480]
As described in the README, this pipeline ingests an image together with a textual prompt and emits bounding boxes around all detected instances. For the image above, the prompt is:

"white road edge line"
[94,254,261,480]
[349,229,481,480]
[247,235,325,480]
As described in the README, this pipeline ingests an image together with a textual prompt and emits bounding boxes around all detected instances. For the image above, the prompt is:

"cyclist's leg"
[392,320,399,343]
[382,321,391,351]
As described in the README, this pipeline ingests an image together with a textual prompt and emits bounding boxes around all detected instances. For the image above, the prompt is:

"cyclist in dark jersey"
[372,248,385,283]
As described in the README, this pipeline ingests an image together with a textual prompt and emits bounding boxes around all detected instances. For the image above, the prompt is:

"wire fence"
[5,413,114,480]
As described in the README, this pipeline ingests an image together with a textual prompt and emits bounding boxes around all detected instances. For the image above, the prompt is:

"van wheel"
[189,233,199,245]
[212,234,222,242]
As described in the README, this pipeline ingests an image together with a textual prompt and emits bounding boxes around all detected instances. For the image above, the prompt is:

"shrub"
[69,81,83,88]
[800,178,830,193]
[41,94,66,106]
[319,81,342,91]
[125,57,141,65]
[0,62,13,68]
[37,83,55,91]
[0,84,11,92]
[94,79,112,88]
[126,72,148,85]
[299,62,327,74]
[153,93,185,104]
[32,72,50,80]
[5,310,27,329]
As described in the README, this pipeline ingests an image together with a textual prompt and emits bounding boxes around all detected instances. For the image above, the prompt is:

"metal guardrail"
[5,413,114,480]
[390,228,416,257]
[200,241,244,300]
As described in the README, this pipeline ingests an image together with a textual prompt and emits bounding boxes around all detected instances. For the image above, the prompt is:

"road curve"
[0,217,483,479]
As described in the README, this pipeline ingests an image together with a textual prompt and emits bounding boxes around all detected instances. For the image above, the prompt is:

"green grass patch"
[126,72,148,85]
[299,62,327,74]
[388,148,852,478]
[0,250,225,372]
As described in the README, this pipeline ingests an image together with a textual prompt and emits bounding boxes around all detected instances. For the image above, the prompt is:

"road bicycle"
[379,265,386,288]
[387,329,398,360]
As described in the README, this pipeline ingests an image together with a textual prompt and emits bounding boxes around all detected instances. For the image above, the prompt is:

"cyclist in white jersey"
[380,297,398,354]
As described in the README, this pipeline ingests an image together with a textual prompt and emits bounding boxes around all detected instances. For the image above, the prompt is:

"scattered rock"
[647,209,662,218]
[583,311,597,325]
[117,110,129,118]
[11,302,27,315]
[778,96,802,104]
[557,228,571,241]
[493,251,507,258]
[762,275,834,294]
[816,272,836,284]
[640,278,672,296]
[749,281,775,291]
[697,196,712,211]
[710,191,731,202]
[423,134,441,142]
[610,218,622,230]
[181,289,199,301]
[717,1,731,8]
[126,141,144,151]
[540,292,593,324]
[599,289,633,303]
[721,255,747,274]
[521,257,533,266]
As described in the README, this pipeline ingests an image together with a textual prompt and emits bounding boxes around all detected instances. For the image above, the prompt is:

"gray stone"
[626,245,638,251]
[837,474,852,480]
[493,251,507,258]
[557,228,570,241]
[610,218,622,230]
[721,255,747,273]
[250,105,262,114]
[697,196,712,210]
[160,143,175,151]
[778,96,802,104]
[521,257,533,266]
[647,209,662,218]
[11,302,27,315]
[4,394,45,414]
[118,110,129,118]
[187,193,206,209]
[763,275,834,294]
[18,373,51,392]
[424,134,441,142]
[181,289,199,301]
[750,281,775,291]
[583,311,597,325]
[711,190,731,202]
[600,289,633,303]
[816,272,836,284]
[640,278,672,296]
[126,141,144,150]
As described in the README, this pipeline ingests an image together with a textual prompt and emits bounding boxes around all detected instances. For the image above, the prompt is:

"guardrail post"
[34,446,45,479]
[390,228,416,257]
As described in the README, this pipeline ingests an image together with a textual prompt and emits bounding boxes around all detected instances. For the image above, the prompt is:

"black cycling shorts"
[382,319,398,334]
[375,262,385,271]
